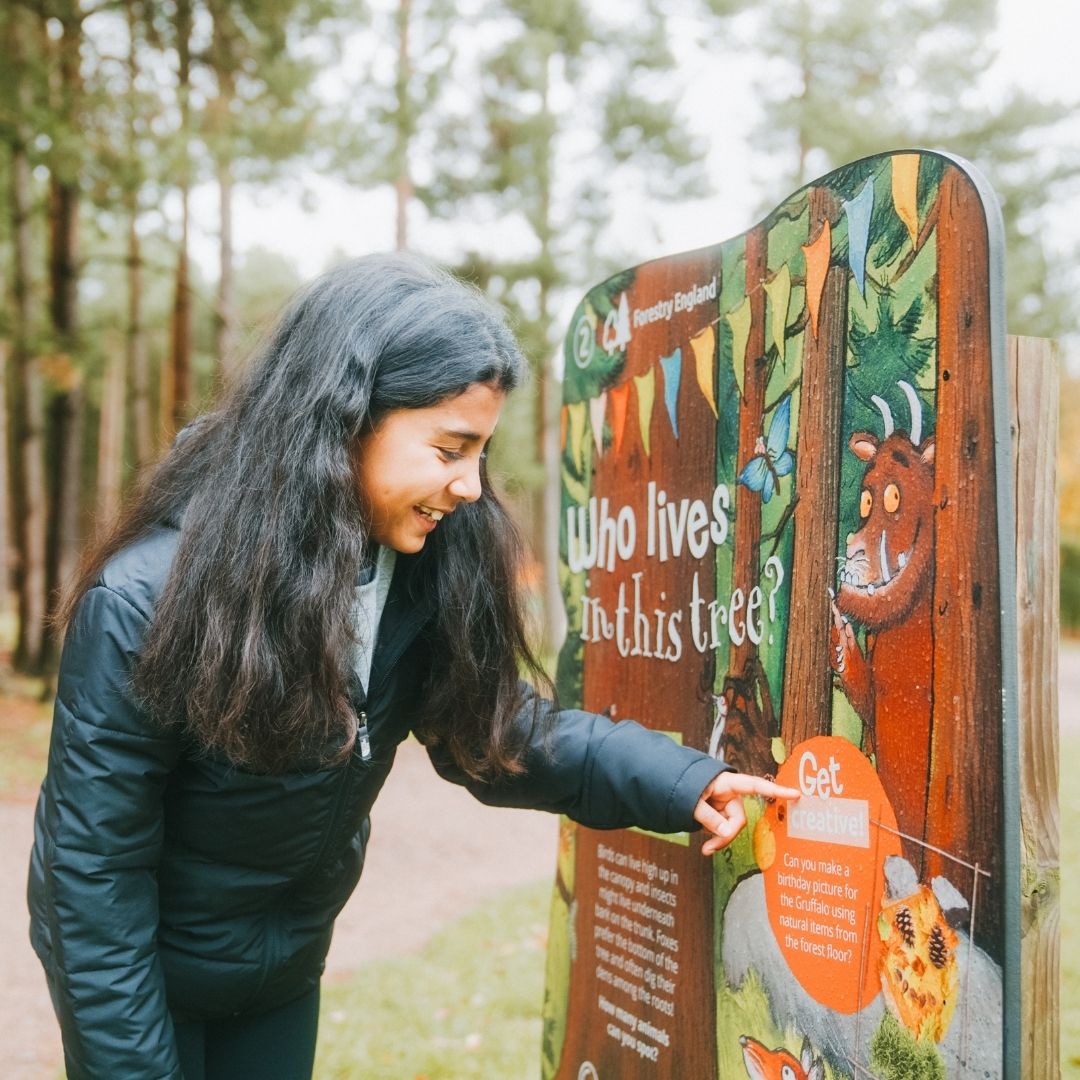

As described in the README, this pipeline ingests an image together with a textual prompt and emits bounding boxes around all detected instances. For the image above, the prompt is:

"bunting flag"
[763,264,792,363]
[726,296,751,400]
[560,404,568,450]
[689,324,718,418]
[633,369,655,458]
[892,153,920,247]
[589,392,607,457]
[567,401,587,473]
[844,179,874,297]
[802,218,832,337]
[659,348,682,440]
[609,381,631,456]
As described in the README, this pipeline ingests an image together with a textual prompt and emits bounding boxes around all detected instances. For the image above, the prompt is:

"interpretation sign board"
[540,151,1018,1080]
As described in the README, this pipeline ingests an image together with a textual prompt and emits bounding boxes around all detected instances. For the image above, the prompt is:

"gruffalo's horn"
[898,380,922,446]
[871,394,894,437]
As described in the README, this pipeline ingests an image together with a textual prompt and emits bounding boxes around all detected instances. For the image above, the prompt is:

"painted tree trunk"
[925,166,1004,950]
[781,187,846,748]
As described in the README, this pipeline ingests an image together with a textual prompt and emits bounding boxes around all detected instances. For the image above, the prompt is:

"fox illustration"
[739,1034,824,1080]
[831,380,935,867]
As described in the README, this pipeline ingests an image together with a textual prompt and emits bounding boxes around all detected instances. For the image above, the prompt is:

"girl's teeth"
[418,506,444,521]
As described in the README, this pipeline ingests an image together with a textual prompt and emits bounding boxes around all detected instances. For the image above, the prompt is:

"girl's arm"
[423,682,730,835]
[30,585,182,1080]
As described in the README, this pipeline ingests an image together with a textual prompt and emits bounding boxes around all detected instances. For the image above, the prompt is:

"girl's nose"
[448,459,482,502]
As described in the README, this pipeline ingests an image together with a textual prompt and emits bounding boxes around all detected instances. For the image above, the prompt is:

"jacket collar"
[359,550,434,701]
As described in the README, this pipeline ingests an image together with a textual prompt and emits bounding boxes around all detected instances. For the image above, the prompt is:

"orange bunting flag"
[690,324,718,418]
[763,264,792,363]
[725,296,751,400]
[560,404,568,450]
[892,153,920,247]
[609,381,631,455]
[589,392,607,457]
[633,369,656,458]
[567,401,587,474]
[802,218,831,338]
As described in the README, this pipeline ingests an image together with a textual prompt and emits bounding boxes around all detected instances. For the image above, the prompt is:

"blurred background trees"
[0,0,1076,675]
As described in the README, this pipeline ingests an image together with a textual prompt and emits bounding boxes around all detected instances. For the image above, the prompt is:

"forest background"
[0,0,1078,679]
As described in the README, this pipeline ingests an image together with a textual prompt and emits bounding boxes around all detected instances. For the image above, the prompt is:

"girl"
[28,253,796,1079]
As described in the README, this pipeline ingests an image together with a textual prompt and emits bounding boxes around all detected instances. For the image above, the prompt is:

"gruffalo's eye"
[860,489,872,518]
[884,483,900,513]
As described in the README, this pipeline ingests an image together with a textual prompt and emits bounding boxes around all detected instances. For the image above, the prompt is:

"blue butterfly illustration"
[737,394,794,503]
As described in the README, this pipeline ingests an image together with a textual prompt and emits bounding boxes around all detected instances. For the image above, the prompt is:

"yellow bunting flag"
[802,218,831,338]
[689,324,718,418]
[633,369,656,458]
[892,153,921,247]
[609,381,631,455]
[567,401,587,474]
[763,264,792,363]
[726,296,751,400]
[589,392,607,457]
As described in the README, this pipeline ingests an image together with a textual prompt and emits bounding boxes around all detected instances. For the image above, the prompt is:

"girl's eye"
[438,448,464,462]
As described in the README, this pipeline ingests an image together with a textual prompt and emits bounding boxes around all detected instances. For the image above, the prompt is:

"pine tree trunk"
[217,150,236,375]
[535,52,561,653]
[97,350,126,531]
[169,0,194,435]
[9,9,48,673]
[393,0,413,252]
[126,0,153,469]
[45,378,84,624]
[127,202,152,468]
[44,5,86,661]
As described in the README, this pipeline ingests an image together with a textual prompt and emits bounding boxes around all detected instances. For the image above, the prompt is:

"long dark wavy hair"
[56,253,552,777]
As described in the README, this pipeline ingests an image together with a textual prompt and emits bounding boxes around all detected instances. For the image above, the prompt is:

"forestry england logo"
[602,293,632,356]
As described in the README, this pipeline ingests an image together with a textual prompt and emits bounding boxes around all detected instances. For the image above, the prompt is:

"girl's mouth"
[414,505,444,530]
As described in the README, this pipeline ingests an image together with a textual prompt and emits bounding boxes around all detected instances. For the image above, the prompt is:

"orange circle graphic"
[760,735,901,1013]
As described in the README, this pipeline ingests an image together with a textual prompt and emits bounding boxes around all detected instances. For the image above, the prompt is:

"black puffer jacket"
[28,520,727,1079]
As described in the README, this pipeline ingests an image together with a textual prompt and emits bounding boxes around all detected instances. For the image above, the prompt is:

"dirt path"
[5,642,1078,1078]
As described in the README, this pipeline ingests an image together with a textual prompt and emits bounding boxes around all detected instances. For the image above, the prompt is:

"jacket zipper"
[357,710,371,762]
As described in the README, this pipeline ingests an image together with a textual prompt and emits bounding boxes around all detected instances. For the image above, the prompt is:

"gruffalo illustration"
[830,380,935,868]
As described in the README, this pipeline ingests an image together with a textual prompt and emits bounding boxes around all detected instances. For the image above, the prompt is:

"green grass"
[1062,730,1079,1073]
[314,881,551,1080]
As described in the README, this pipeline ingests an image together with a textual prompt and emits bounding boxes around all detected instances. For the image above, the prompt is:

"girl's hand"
[693,773,800,855]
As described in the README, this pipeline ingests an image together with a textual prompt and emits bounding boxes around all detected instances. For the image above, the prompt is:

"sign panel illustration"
[541,151,1016,1080]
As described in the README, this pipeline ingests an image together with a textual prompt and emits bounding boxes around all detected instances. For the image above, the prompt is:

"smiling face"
[353,382,505,553]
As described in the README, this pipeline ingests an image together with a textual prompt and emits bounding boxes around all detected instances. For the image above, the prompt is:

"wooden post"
[1010,334,1060,1079]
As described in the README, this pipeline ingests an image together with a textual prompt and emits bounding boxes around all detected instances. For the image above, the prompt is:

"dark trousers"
[173,986,321,1080]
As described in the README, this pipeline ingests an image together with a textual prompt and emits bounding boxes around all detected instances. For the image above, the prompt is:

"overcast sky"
[188,0,1078,363]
